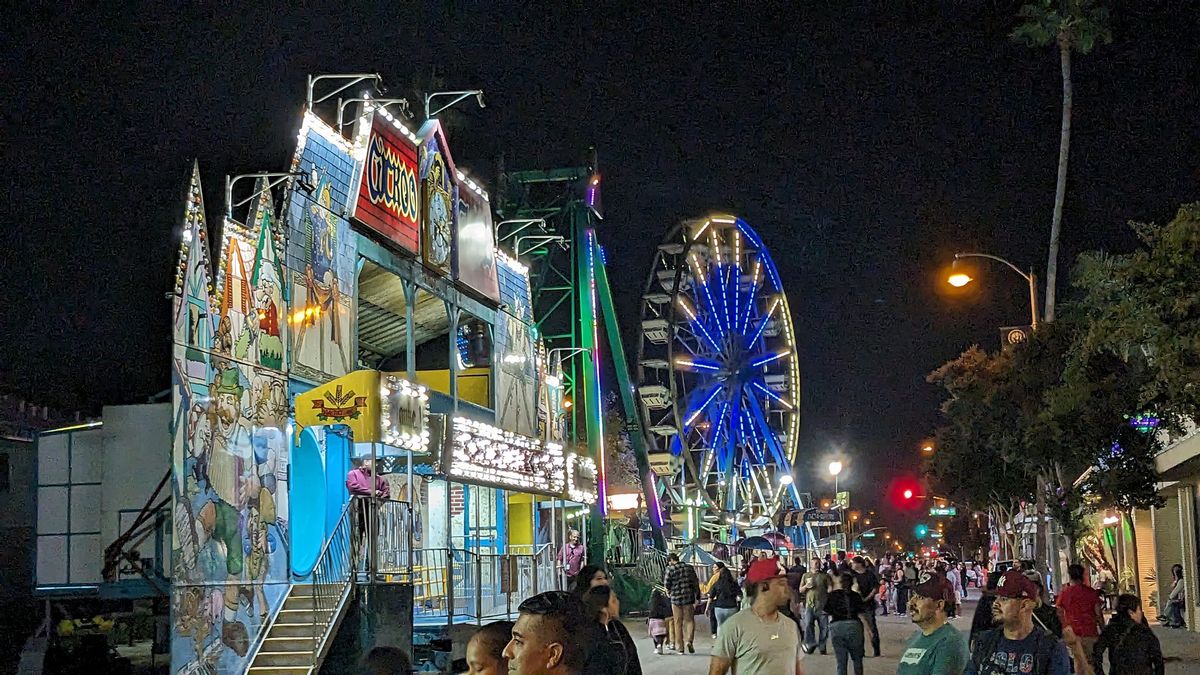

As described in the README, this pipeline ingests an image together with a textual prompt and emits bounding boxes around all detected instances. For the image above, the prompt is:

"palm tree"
[1012,0,1111,323]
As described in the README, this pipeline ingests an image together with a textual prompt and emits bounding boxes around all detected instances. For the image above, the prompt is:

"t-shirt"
[824,589,867,622]
[852,569,880,606]
[712,608,802,675]
[1055,584,1102,637]
[898,623,970,675]
[967,629,1070,675]
[800,571,832,610]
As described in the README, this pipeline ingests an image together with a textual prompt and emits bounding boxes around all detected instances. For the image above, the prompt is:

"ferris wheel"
[636,216,801,532]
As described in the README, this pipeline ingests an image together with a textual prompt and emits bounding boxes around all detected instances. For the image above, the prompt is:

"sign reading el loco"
[354,117,421,254]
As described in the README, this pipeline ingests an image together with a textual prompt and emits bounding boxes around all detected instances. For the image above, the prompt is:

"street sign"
[804,509,841,524]
[861,531,876,538]
[929,506,957,517]
[929,531,943,539]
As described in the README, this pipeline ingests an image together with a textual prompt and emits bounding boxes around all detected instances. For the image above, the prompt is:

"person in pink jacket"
[347,458,388,569]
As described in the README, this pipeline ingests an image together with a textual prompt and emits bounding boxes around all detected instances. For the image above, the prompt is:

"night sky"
[3,2,1197,515]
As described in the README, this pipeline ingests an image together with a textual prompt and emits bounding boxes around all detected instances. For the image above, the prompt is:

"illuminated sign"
[455,178,500,302]
[929,531,943,539]
[380,375,430,453]
[447,417,566,495]
[861,531,877,538]
[353,117,422,254]
[567,452,598,505]
[929,507,957,517]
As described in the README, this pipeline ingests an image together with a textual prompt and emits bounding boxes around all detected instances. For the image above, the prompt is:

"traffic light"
[915,524,929,539]
[889,477,922,510]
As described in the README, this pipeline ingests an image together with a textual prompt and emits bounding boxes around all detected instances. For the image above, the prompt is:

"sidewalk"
[630,592,1200,674]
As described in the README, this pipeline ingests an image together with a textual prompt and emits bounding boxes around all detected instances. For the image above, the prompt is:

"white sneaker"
[655,645,663,655]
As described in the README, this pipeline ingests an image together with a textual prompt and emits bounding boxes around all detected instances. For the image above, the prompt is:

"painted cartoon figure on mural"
[292,174,353,377]
[421,139,454,270]
[254,278,284,370]
[173,362,288,664]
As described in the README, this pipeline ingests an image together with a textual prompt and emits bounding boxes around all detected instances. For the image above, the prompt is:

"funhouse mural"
[171,165,291,674]
[495,253,538,437]
[287,113,357,383]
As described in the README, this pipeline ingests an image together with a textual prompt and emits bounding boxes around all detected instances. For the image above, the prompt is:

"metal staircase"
[247,503,355,675]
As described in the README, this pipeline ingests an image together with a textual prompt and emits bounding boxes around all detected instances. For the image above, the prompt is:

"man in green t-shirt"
[897,571,970,675]
[798,557,832,655]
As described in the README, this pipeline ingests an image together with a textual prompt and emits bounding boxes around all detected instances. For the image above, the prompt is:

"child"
[465,620,513,675]
[648,586,671,655]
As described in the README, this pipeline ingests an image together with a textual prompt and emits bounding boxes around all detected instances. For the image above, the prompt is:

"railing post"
[446,549,454,627]
[476,554,483,624]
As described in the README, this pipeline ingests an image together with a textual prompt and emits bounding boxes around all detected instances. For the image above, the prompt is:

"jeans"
[830,620,864,675]
[895,586,909,613]
[801,606,828,652]
[1166,600,1186,627]
[861,605,880,655]
[714,607,738,633]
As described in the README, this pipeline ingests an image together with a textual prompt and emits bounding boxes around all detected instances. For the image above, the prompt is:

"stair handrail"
[307,498,356,669]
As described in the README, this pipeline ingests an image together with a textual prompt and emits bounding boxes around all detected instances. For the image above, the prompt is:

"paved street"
[628,591,1200,674]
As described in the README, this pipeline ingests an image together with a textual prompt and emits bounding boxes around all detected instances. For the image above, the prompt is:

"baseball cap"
[994,569,1039,599]
[746,557,786,585]
[909,571,946,599]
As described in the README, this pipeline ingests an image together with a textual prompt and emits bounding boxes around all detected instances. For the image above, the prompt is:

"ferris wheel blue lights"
[637,216,802,526]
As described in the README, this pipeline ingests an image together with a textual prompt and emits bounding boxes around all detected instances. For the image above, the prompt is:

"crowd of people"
[353,551,1176,675]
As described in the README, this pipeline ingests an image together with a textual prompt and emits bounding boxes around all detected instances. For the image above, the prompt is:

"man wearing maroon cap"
[709,557,805,675]
[967,570,1069,675]
[897,571,969,675]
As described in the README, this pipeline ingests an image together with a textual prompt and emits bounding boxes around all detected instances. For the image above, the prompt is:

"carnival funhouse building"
[31,80,597,674]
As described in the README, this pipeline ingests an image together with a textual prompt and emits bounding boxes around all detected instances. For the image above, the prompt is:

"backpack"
[970,627,1059,675]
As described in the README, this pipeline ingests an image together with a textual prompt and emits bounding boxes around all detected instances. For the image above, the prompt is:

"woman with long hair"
[582,586,642,675]
[1164,564,1187,628]
[1093,594,1164,675]
[708,562,742,635]
[570,565,610,596]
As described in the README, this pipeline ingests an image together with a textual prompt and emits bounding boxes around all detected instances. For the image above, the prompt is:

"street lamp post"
[948,252,1040,329]
[424,89,486,120]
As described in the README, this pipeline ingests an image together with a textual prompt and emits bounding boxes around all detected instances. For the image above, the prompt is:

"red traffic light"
[888,477,923,510]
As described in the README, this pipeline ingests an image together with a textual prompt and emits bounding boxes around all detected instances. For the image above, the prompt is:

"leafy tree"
[1012,0,1111,322]
[1073,203,1200,417]
[927,313,1156,561]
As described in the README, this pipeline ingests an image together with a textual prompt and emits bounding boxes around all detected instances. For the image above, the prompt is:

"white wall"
[101,404,171,574]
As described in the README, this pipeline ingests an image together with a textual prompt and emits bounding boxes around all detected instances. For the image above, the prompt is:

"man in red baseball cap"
[967,570,1069,675]
[710,557,805,675]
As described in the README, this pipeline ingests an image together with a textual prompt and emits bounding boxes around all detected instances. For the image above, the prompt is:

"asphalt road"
[628,591,1200,674]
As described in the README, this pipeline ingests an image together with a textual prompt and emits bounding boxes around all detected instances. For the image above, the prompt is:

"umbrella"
[677,543,720,565]
[735,535,775,551]
[761,531,793,550]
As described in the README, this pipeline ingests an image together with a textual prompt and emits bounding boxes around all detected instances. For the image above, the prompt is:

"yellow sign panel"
[294,370,382,442]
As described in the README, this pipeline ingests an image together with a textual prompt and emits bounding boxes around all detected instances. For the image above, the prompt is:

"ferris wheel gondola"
[635,216,801,533]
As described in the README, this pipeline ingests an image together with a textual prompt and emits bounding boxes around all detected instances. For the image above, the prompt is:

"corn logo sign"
[353,117,421,254]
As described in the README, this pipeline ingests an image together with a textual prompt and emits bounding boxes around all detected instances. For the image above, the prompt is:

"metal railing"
[408,544,558,624]
[353,497,414,580]
[308,500,354,667]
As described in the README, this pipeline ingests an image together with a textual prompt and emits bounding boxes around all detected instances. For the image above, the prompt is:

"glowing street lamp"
[947,273,973,288]
[948,253,1040,329]
[829,461,843,494]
